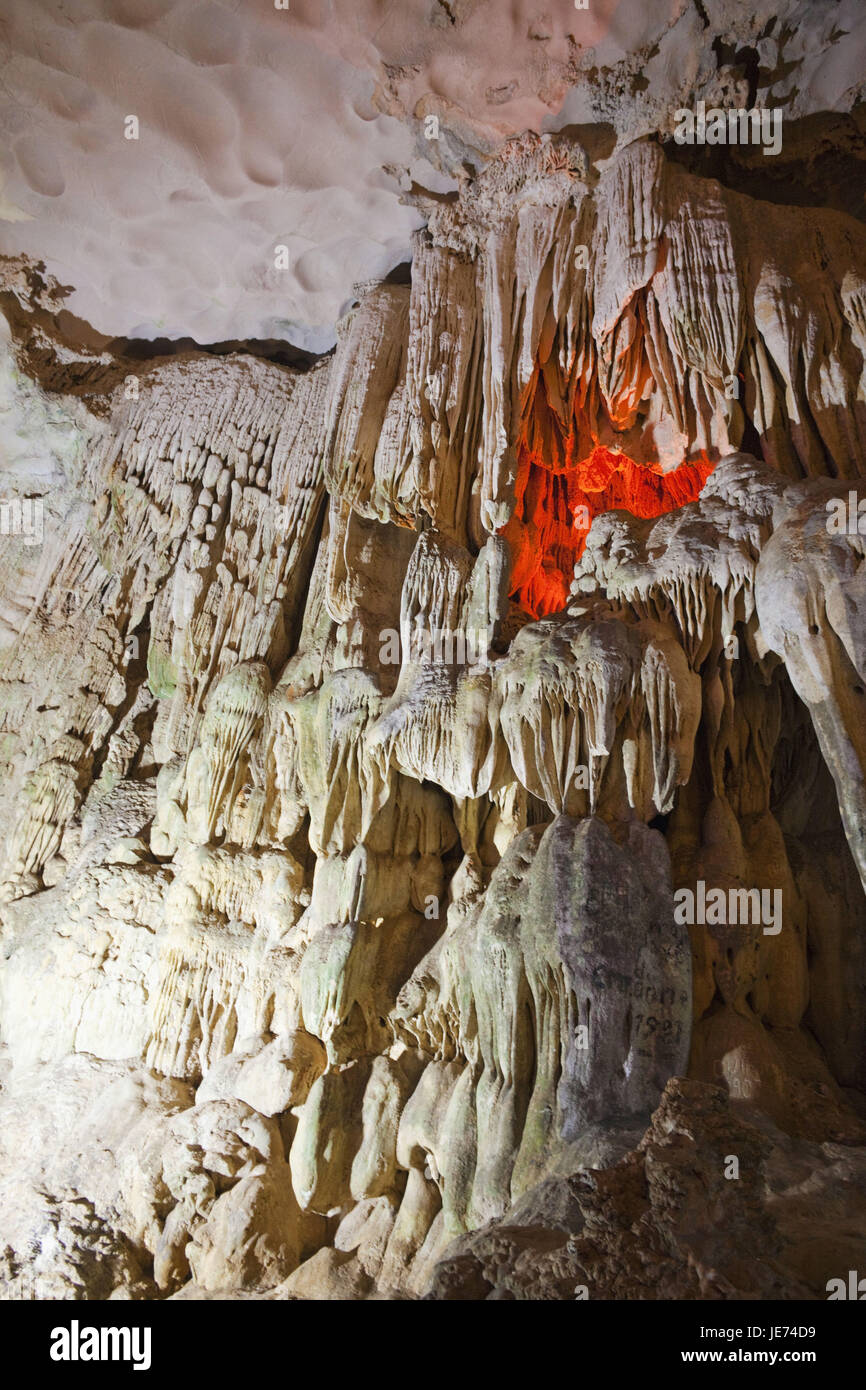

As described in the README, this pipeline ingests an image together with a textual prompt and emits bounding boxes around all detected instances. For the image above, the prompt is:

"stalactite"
[2,127,866,1303]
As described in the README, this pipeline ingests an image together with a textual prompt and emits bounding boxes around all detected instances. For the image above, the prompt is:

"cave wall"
[1,134,866,1299]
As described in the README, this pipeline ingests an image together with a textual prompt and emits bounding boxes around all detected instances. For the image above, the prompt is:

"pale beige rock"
[1,126,866,1302]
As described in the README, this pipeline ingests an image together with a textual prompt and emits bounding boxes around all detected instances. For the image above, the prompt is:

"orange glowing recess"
[503,372,715,619]
[503,444,714,618]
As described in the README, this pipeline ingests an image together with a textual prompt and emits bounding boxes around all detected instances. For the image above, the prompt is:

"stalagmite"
[2,99,866,1306]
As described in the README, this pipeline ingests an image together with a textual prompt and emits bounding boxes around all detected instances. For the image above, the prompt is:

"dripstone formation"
[1,133,866,1300]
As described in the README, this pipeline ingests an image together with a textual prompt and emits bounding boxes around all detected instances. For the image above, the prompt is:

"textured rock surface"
[1,1,863,348]
[424,1078,866,1301]
[2,109,866,1300]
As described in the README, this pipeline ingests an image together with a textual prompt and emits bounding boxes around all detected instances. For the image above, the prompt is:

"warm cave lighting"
[2,0,864,1337]
[507,442,715,618]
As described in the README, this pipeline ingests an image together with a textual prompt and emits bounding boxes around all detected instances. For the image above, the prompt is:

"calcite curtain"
[1,130,865,1301]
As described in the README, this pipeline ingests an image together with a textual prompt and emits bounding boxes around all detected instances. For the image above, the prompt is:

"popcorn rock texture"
[2,126,866,1300]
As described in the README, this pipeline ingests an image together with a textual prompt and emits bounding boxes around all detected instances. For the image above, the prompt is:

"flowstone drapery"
[1,134,866,1300]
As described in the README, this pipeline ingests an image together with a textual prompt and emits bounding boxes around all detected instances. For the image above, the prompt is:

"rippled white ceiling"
[0,0,863,350]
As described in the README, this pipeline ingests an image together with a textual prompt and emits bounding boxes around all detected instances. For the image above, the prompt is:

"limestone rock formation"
[2,121,866,1301]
